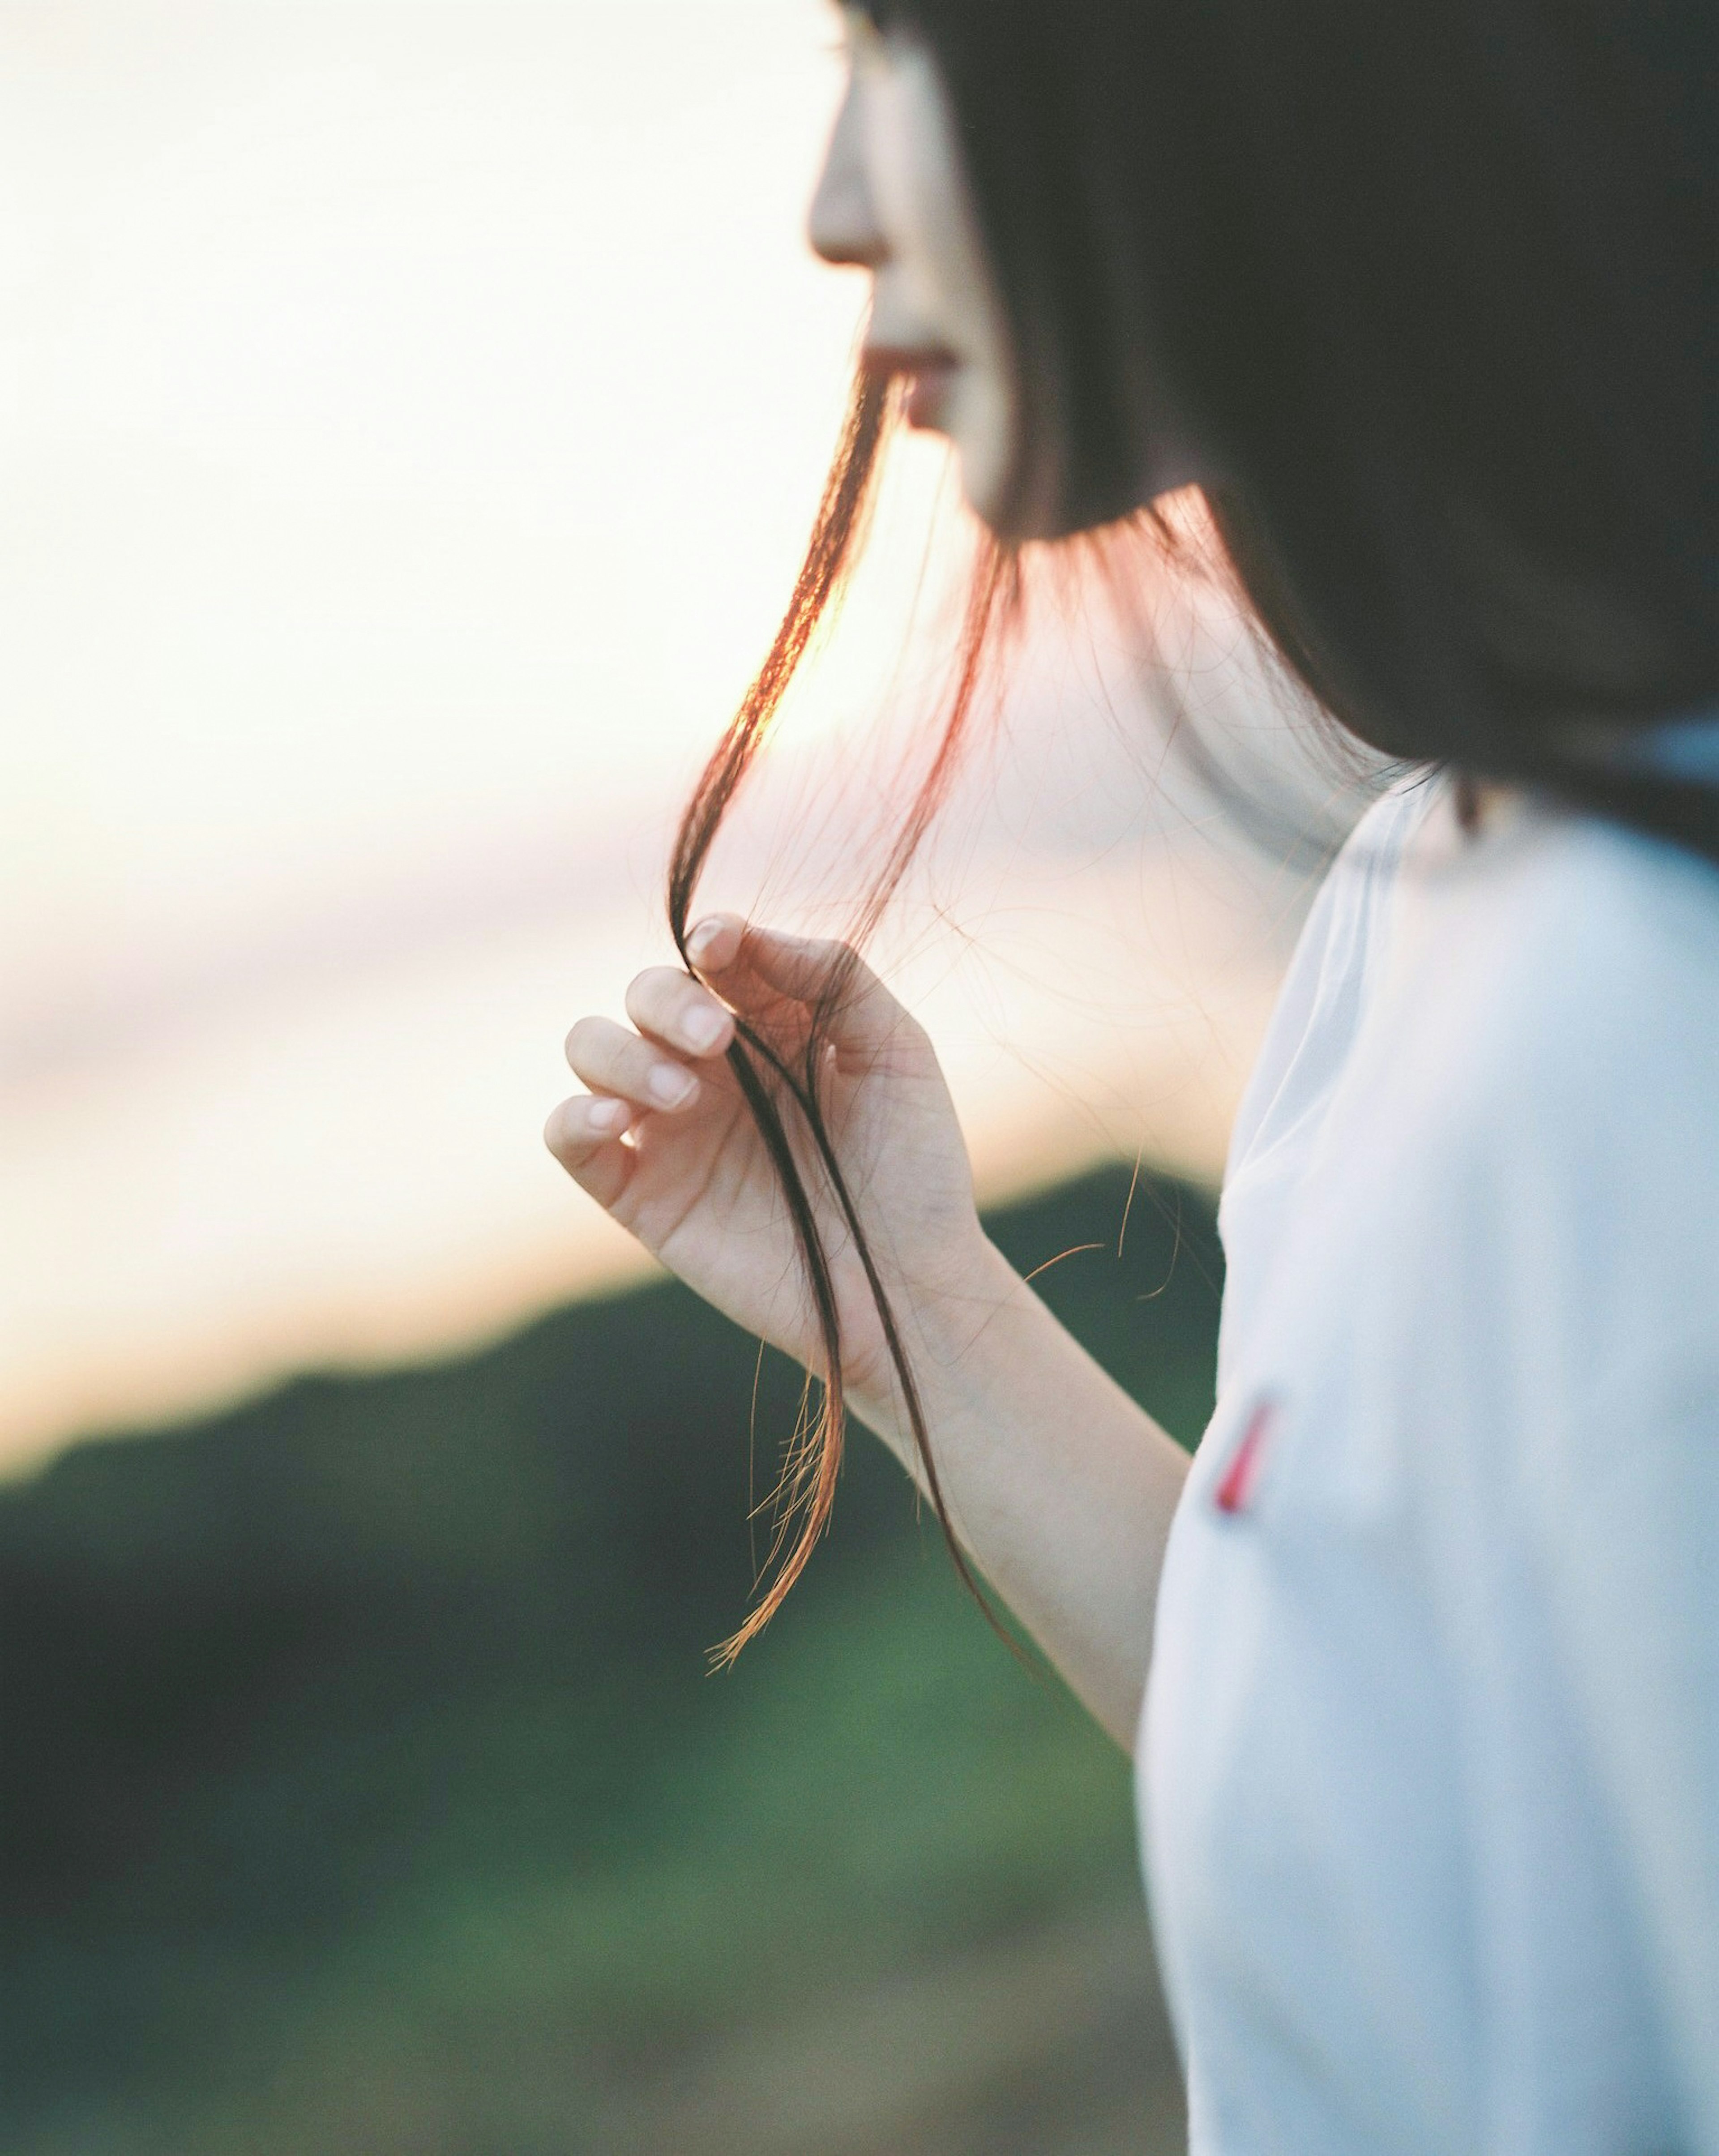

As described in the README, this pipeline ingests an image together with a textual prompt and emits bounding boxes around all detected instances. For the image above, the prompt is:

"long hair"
[890,0,1718,798]
[670,372,1017,1662]
[675,0,1719,1652]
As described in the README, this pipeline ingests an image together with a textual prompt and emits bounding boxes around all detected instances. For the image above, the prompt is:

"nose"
[808,76,886,270]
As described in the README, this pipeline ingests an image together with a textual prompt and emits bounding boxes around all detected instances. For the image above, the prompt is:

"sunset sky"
[0,2,1349,1473]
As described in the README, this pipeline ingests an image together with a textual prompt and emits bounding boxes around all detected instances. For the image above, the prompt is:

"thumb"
[688,916,919,1059]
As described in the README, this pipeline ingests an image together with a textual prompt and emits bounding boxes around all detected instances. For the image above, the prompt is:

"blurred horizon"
[0,0,1347,1476]
[0,1158,1215,2154]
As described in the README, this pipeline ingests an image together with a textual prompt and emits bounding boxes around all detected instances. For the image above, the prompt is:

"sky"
[0,2,1351,1474]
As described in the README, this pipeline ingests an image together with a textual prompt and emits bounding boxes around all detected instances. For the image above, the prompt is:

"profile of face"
[808,10,1027,532]
[807,11,1210,540]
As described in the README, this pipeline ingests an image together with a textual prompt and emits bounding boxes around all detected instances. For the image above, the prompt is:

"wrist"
[849,1233,1025,1460]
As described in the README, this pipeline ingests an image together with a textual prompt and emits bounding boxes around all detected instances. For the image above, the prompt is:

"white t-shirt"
[1140,774,1719,2153]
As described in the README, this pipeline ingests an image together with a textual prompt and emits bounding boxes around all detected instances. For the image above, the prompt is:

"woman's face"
[808,10,1029,532]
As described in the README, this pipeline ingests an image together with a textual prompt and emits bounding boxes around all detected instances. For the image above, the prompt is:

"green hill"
[0,1164,1220,2156]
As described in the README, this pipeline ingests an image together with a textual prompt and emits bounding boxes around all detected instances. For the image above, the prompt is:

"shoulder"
[1223,784,1719,1410]
[1409,801,1719,1158]
[1223,770,1441,1187]
[1231,798,1719,1512]
[1357,798,1719,1377]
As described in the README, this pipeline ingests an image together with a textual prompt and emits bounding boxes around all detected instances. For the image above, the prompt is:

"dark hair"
[676,0,1719,1656]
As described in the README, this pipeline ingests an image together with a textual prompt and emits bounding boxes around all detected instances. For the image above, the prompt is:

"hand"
[548,912,1190,1741]
[544,915,991,1409]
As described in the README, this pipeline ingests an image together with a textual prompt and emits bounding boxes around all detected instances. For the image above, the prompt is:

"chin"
[939,377,1032,537]
[951,434,1039,540]
[957,447,1071,545]
[952,411,1086,544]
[953,378,1171,543]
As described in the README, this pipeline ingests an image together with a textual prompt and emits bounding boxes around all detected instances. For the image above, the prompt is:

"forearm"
[852,1237,1191,1750]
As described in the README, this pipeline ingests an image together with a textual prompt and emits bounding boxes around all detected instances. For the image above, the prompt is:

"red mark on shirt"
[1214,1400,1277,1516]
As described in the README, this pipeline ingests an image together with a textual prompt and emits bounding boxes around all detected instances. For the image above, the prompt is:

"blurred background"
[0,4,1365,2150]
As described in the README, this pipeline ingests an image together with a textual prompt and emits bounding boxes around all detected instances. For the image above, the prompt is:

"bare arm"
[851,1243,1190,1746]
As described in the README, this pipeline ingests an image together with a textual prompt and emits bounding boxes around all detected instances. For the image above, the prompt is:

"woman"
[547,3,1719,2146]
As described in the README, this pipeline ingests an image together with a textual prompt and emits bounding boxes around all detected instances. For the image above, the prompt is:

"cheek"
[864,52,986,336]
[861,42,1031,529]
[863,74,939,308]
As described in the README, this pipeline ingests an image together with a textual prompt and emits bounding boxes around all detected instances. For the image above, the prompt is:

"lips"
[862,343,959,432]
[903,359,956,430]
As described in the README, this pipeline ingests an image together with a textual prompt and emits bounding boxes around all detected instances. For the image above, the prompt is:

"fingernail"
[680,1005,726,1052]
[688,916,729,964]
[587,1098,627,1134]
[648,1064,697,1108]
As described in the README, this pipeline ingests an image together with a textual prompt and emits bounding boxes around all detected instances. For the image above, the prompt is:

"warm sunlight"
[0,1,1317,1469]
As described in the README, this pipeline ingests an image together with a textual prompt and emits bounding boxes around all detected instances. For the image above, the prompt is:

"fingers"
[686,913,745,973]
[543,1093,635,1210]
[547,977,737,1213]
[546,917,913,1221]
[564,1014,706,1114]
[688,913,914,1056]
[623,965,735,1061]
